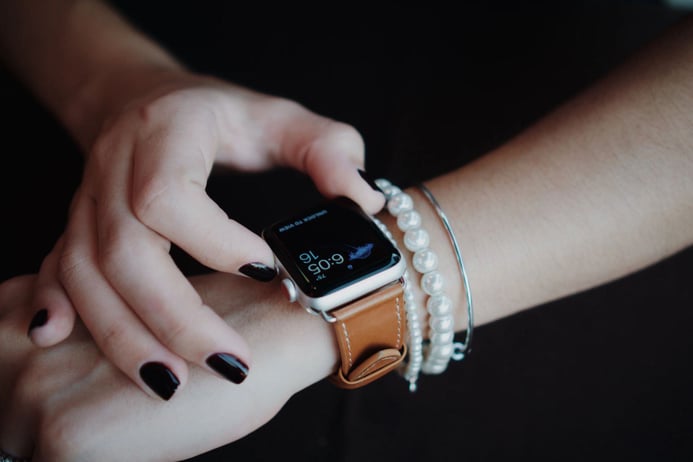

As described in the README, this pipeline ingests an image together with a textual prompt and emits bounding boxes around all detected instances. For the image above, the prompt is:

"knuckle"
[56,248,89,290]
[131,174,176,224]
[156,314,192,352]
[304,120,364,166]
[96,217,170,279]
[150,300,204,354]
[321,119,364,152]
[97,224,136,279]
[325,119,362,142]
[97,321,132,355]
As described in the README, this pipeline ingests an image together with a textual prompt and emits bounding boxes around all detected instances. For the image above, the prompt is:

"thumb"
[271,104,385,214]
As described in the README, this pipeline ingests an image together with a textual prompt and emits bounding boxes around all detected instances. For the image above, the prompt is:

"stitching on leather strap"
[340,321,353,367]
[395,296,402,349]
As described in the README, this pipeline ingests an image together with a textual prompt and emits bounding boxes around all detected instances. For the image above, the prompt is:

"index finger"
[129,115,277,278]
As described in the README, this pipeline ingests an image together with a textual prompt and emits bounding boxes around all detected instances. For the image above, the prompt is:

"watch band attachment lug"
[304,305,338,323]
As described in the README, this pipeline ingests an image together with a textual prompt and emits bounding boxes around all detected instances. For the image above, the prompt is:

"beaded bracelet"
[417,183,474,362]
[371,217,424,391]
[375,178,458,389]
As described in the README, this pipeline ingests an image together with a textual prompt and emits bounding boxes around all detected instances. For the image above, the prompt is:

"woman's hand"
[25,73,383,400]
[1,272,338,461]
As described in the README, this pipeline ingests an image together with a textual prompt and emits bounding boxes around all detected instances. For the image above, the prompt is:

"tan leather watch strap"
[328,280,407,389]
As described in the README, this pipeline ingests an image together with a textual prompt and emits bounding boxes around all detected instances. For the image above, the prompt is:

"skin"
[0,273,337,461]
[0,13,692,460]
[0,0,385,399]
[0,13,693,461]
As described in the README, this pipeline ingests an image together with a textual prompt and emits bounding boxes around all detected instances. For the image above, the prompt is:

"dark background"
[1,1,692,461]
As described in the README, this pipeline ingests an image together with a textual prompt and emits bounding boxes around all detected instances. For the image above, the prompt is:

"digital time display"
[299,250,345,279]
[263,197,401,298]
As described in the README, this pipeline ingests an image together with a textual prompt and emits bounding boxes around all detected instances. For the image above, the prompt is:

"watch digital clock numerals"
[299,250,346,276]
[263,197,402,298]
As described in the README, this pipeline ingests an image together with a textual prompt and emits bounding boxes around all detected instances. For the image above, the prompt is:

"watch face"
[263,197,402,300]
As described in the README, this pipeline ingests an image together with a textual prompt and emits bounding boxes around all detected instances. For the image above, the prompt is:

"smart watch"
[262,196,408,389]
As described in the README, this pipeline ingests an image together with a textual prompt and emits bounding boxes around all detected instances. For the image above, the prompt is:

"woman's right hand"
[25,71,383,401]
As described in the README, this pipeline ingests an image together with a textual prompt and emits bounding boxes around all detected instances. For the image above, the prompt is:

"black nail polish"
[239,262,276,282]
[139,362,180,401]
[358,169,385,194]
[206,353,249,384]
[28,309,48,335]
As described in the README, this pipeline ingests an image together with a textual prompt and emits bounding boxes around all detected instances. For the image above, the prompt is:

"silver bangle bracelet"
[417,182,474,360]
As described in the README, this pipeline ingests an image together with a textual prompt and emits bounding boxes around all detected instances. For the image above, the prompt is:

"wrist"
[61,58,187,152]
[197,273,340,393]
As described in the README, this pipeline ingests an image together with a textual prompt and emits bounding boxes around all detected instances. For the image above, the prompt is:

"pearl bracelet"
[372,217,424,391]
[375,178,458,389]
[418,183,473,362]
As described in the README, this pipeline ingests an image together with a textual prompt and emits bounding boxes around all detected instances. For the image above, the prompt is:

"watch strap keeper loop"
[329,344,407,389]
[328,281,408,389]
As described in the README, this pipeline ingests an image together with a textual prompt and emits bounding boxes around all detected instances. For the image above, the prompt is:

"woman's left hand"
[0,272,337,461]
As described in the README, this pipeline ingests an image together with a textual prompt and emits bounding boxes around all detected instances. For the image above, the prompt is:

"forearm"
[0,0,184,150]
[384,17,693,329]
[232,16,693,394]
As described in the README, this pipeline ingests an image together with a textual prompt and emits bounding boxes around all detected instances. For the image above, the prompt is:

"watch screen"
[263,197,401,298]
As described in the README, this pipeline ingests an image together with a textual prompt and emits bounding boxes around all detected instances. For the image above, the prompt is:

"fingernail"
[28,309,48,335]
[358,169,385,194]
[140,362,180,401]
[206,353,249,384]
[239,262,276,282]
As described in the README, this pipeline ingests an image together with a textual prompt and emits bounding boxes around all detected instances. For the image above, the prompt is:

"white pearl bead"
[430,331,455,345]
[430,316,454,333]
[397,210,421,231]
[405,309,420,322]
[408,318,423,332]
[380,184,400,199]
[387,192,413,215]
[428,343,454,359]
[413,248,438,273]
[421,271,444,295]
[422,362,447,375]
[404,228,430,252]
[426,294,452,317]
[374,178,391,190]
[409,342,424,355]
[425,358,448,367]
[404,290,415,304]
[410,337,424,350]
[407,365,422,377]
